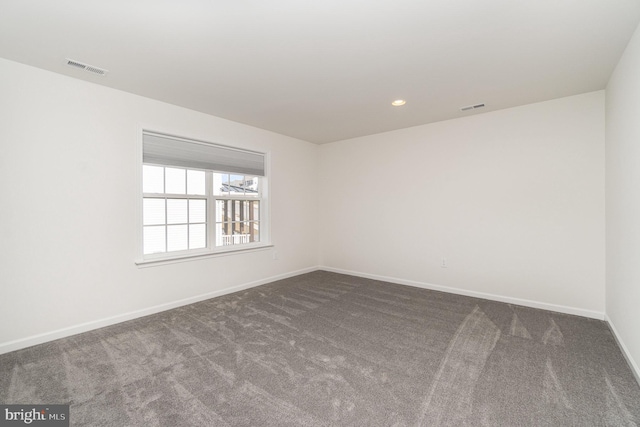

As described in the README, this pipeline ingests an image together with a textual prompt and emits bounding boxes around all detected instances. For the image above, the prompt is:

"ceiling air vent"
[65,58,108,76]
[460,103,486,112]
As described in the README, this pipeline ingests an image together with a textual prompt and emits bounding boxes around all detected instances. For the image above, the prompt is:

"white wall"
[319,92,605,317]
[606,21,640,378]
[0,58,318,352]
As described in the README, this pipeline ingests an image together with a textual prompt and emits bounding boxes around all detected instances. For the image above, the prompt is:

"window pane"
[250,221,260,242]
[143,199,165,225]
[187,170,205,195]
[217,200,233,223]
[243,176,259,194]
[143,165,164,193]
[229,174,244,195]
[167,224,188,251]
[237,223,251,244]
[213,173,229,196]
[143,226,166,254]
[215,223,226,246]
[167,199,187,224]
[189,224,206,249]
[252,201,260,221]
[165,168,186,194]
[231,200,242,221]
[189,199,206,223]
[241,200,249,220]
[215,200,223,222]
[223,221,233,238]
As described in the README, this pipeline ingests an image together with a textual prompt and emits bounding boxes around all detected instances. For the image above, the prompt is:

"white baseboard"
[319,266,605,320]
[1,265,608,356]
[605,315,640,386]
[0,266,319,355]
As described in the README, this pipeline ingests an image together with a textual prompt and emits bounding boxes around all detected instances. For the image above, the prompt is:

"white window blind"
[143,132,265,176]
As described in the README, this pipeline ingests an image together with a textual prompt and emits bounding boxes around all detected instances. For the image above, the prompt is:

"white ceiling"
[1,1,639,144]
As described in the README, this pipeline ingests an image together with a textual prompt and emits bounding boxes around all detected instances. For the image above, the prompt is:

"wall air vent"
[460,103,486,112]
[65,58,108,76]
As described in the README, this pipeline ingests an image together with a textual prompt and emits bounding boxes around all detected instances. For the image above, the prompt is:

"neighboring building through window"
[141,131,268,261]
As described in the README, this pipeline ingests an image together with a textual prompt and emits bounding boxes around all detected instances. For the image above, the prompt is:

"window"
[140,131,268,261]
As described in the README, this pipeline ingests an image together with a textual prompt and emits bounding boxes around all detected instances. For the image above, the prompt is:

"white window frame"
[136,130,271,266]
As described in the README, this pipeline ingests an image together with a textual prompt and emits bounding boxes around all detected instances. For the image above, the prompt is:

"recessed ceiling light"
[391,99,406,106]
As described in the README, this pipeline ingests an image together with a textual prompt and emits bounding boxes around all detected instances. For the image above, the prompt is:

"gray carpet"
[1,271,639,426]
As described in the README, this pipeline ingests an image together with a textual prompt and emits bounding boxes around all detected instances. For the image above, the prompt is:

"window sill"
[135,243,273,268]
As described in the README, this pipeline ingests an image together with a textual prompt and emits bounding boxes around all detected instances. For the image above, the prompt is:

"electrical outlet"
[273,250,279,260]
[441,257,447,268]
